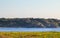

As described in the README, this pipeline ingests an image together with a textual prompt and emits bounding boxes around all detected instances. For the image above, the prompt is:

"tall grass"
[0,32,60,38]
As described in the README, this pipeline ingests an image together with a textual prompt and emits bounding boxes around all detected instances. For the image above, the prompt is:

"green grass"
[0,32,60,38]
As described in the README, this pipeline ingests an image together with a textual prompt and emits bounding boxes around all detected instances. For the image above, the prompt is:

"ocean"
[0,28,60,32]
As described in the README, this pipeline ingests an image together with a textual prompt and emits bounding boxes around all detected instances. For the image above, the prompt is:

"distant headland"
[0,18,60,28]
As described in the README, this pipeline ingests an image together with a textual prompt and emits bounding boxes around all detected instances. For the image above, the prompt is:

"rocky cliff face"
[0,18,60,28]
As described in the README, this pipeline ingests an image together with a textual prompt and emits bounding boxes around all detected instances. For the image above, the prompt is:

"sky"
[0,0,60,19]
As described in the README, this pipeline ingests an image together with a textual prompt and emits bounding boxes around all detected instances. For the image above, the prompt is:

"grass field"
[0,32,60,38]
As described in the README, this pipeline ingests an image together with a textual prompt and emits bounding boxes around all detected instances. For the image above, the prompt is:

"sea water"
[0,28,60,32]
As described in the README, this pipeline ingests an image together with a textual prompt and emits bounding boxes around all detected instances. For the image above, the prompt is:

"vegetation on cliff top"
[0,18,60,28]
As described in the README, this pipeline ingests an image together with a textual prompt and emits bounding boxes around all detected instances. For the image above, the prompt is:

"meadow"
[0,32,60,38]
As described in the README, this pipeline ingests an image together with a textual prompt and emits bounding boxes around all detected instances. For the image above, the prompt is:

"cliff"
[0,18,60,28]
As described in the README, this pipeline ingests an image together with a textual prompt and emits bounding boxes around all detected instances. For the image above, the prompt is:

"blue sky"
[0,0,60,19]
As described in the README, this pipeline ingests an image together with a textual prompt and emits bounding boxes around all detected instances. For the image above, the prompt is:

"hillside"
[0,18,60,28]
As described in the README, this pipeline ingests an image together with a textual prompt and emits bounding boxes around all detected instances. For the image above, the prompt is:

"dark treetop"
[0,18,60,28]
